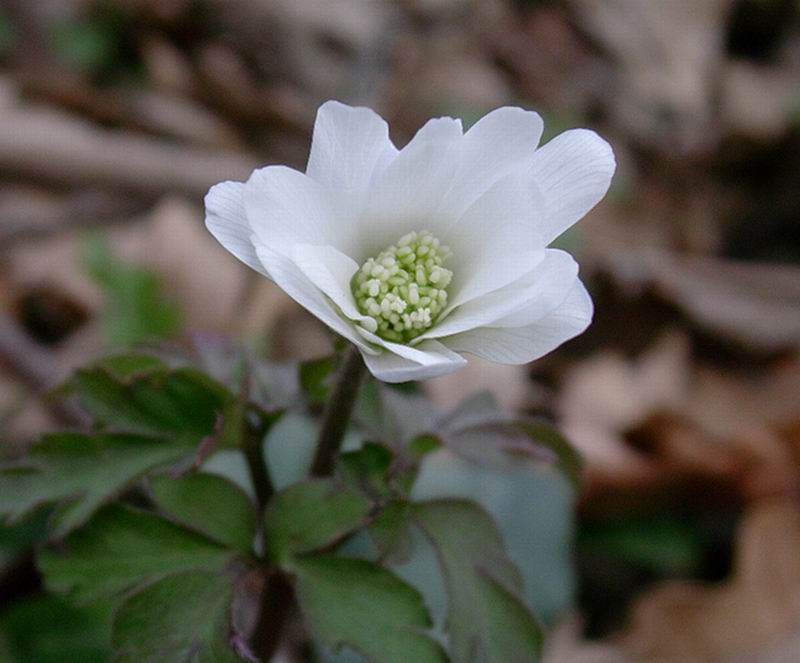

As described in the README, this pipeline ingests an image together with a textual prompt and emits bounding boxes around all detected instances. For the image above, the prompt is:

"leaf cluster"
[0,348,580,662]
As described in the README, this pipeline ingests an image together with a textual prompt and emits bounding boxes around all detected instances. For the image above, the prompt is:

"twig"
[0,105,259,196]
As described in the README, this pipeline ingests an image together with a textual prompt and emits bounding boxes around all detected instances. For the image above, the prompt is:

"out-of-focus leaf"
[369,501,413,564]
[300,356,336,406]
[149,473,256,555]
[354,383,437,450]
[263,412,319,490]
[579,515,703,576]
[0,9,16,54]
[62,360,230,440]
[52,21,115,73]
[435,394,582,487]
[0,594,111,663]
[39,505,234,603]
[515,421,583,489]
[408,451,575,627]
[294,556,446,663]
[264,479,371,563]
[414,500,543,663]
[111,571,240,663]
[83,235,182,345]
[88,353,168,380]
[0,433,188,536]
[0,510,49,571]
[338,442,394,499]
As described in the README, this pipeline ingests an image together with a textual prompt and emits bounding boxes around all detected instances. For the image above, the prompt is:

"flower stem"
[311,345,366,477]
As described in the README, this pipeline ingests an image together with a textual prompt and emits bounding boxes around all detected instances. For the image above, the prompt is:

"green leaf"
[300,356,336,406]
[0,9,17,54]
[89,353,168,380]
[515,421,583,489]
[0,433,187,536]
[410,450,575,627]
[149,473,256,554]
[0,509,49,572]
[338,442,394,499]
[295,556,446,663]
[83,235,182,345]
[111,571,240,663]
[0,593,111,663]
[414,500,543,663]
[63,362,230,440]
[579,515,703,576]
[39,505,234,603]
[354,383,437,450]
[369,501,413,564]
[265,479,371,563]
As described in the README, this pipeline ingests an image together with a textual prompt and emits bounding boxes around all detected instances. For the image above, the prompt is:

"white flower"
[206,101,614,382]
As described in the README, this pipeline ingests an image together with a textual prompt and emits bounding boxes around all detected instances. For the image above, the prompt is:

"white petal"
[444,171,547,307]
[205,181,269,278]
[438,106,544,223]
[359,117,463,258]
[255,244,378,355]
[244,165,355,256]
[443,279,593,364]
[530,129,615,246]
[306,100,397,219]
[290,243,376,328]
[361,338,467,383]
[414,249,578,340]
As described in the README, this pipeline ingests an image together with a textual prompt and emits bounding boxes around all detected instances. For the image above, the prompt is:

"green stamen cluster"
[352,230,453,342]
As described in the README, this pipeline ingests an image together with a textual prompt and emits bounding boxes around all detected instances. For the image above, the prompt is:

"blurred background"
[0,0,799,661]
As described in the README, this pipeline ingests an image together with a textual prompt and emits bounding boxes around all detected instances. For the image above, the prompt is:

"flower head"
[206,101,614,382]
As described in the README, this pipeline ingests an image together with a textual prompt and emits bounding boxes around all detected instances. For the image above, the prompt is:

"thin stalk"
[242,412,289,661]
[310,345,366,477]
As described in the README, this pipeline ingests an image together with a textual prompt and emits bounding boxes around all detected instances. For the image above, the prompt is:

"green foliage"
[63,362,228,440]
[511,421,583,489]
[294,556,447,663]
[0,353,246,536]
[300,356,337,406]
[0,433,189,536]
[415,500,543,662]
[111,571,240,663]
[4,346,583,661]
[265,479,372,563]
[0,594,111,663]
[579,515,704,576]
[339,442,395,499]
[149,473,257,555]
[39,505,235,604]
[0,9,16,54]
[83,236,182,345]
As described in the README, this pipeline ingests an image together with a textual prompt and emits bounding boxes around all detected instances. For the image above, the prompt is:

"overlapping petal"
[437,107,544,224]
[205,181,269,278]
[245,165,355,256]
[530,129,615,245]
[444,279,593,364]
[306,100,397,221]
[443,171,547,307]
[358,116,463,258]
[414,249,578,341]
[254,245,378,356]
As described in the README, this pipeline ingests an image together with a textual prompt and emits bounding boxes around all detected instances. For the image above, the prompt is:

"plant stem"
[311,345,366,477]
[246,346,365,660]
[243,412,274,512]
[242,413,289,661]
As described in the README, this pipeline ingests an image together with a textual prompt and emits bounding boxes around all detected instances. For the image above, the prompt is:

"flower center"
[352,230,453,343]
